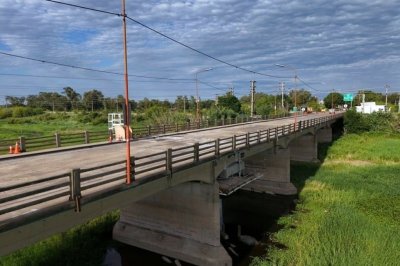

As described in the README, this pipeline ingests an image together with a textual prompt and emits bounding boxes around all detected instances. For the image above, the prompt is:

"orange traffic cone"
[14,142,20,154]
[9,146,13,154]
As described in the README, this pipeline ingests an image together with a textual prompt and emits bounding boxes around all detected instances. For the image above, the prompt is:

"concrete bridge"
[0,112,343,265]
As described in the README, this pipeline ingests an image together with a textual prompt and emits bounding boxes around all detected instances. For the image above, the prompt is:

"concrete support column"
[113,181,231,266]
[289,134,319,163]
[242,147,297,195]
[317,126,333,143]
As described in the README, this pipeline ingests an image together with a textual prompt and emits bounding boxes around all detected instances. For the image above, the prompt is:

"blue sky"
[0,0,399,104]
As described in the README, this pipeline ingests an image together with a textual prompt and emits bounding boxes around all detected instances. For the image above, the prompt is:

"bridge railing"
[0,113,292,155]
[0,113,342,228]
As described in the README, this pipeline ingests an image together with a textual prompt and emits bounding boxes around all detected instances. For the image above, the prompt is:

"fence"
[0,113,290,155]
[0,113,342,226]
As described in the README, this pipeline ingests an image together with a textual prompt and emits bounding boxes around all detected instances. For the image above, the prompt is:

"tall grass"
[0,212,119,266]
[253,133,400,265]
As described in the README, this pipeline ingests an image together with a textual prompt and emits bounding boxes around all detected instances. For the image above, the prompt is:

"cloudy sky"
[0,0,399,104]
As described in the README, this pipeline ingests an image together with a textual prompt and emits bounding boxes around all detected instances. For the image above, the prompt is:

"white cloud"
[0,0,399,102]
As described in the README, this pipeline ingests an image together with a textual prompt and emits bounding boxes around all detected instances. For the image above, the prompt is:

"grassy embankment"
[0,112,108,140]
[0,212,120,266]
[253,133,400,265]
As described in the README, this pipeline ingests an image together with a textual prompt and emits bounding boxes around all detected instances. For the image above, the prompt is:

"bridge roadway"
[0,112,340,257]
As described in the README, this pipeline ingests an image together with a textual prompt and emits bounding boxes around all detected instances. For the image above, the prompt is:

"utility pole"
[121,0,131,184]
[250,80,256,117]
[280,81,285,109]
[385,84,390,111]
[183,96,186,113]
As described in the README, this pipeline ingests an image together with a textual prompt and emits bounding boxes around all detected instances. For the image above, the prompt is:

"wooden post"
[267,128,270,142]
[84,131,90,144]
[19,136,26,152]
[176,123,179,132]
[232,135,236,150]
[147,125,151,136]
[257,130,261,144]
[130,156,136,181]
[163,124,166,134]
[246,132,250,148]
[55,133,61,148]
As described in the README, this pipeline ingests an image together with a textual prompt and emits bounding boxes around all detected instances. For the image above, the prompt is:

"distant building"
[356,102,385,114]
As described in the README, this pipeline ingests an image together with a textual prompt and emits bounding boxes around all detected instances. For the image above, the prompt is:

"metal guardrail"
[0,114,342,229]
[0,114,290,155]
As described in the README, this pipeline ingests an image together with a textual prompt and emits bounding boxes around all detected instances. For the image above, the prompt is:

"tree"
[62,87,81,110]
[217,92,241,113]
[5,96,25,106]
[323,92,344,109]
[83,89,104,111]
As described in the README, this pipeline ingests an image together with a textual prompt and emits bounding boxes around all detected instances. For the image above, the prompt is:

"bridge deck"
[0,113,324,184]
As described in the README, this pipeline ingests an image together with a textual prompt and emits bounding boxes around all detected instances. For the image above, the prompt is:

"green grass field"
[0,112,107,140]
[253,133,400,265]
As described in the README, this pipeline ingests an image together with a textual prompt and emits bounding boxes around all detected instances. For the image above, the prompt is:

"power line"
[0,52,192,81]
[45,0,290,79]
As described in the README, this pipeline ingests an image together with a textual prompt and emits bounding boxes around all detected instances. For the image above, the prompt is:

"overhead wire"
[45,0,291,79]
[0,52,193,81]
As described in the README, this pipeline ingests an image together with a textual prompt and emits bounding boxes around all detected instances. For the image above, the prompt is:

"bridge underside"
[113,181,231,266]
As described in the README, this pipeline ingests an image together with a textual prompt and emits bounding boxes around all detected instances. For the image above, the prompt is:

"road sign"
[343,93,353,101]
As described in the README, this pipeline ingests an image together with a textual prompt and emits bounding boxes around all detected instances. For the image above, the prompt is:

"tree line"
[3,87,399,115]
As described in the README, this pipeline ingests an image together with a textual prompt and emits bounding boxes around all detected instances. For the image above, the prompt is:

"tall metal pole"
[280,81,285,109]
[121,0,131,184]
[250,81,256,117]
[196,72,199,122]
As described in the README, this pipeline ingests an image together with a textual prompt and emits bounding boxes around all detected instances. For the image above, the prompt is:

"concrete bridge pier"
[241,147,297,195]
[289,134,319,163]
[113,181,231,266]
[317,126,333,143]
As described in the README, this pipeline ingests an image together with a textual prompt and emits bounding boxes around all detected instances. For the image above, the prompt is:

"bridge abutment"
[241,147,297,195]
[113,181,231,266]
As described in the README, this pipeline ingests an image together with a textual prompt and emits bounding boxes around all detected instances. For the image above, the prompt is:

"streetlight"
[275,64,298,128]
[195,67,213,122]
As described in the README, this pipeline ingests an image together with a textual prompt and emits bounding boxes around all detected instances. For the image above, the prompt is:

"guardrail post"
[222,119,225,126]
[163,124,166,134]
[176,123,179,132]
[235,117,238,124]
[186,121,190,130]
[267,128,270,142]
[257,130,261,144]
[147,125,151,135]
[55,133,61,148]
[194,142,199,162]
[276,127,279,140]
[232,135,236,150]
[246,132,250,148]
[206,119,209,128]
[84,131,90,144]
[215,118,217,127]
[108,129,114,140]
[166,148,172,176]
[299,121,302,131]
[19,136,26,152]
[130,156,136,181]
[70,168,81,212]
[215,138,220,157]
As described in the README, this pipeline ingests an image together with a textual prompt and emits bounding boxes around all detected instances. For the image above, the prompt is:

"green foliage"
[0,108,13,119]
[11,107,44,118]
[323,92,344,109]
[0,212,120,266]
[205,107,237,120]
[344,110,399,134]
[254,133,400,266]
[217,92,241,113]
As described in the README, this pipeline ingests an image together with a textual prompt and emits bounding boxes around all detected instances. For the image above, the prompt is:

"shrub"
[344,110,399,134]
[0,108,13,119]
